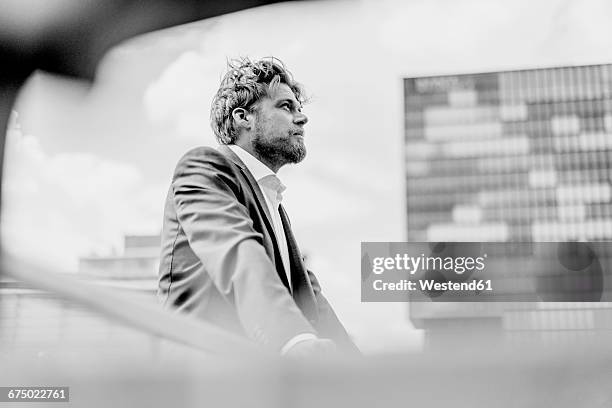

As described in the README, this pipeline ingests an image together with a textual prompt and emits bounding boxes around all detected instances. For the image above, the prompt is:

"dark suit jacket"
[158,145,358,353]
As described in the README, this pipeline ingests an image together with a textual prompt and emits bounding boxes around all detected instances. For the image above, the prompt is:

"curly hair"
[210,57,306,144]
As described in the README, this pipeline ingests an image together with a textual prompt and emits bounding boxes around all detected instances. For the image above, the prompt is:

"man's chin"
[284,150,306,164]
[288,142,306,163]
[277,138,306,164]
[252,138,306,166]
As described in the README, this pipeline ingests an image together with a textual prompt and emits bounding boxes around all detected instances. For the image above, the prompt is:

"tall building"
[404,64,612,347]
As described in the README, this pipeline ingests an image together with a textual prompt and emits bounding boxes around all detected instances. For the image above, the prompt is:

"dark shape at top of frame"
[0,0,309,82]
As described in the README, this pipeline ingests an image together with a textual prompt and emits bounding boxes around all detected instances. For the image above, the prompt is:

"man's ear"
[231,107,252,131]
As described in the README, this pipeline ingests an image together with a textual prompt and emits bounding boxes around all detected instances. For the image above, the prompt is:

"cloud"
[1,115,163,272]
[143,51,219,144]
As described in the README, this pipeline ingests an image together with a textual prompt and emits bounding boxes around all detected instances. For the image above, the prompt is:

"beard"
[252,122,306,167]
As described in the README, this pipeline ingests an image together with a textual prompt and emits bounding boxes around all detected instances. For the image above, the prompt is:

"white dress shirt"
[228,145,291,289]
[227,145,316,353]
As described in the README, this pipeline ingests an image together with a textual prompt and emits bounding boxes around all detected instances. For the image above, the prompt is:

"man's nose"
[294,111,308,125]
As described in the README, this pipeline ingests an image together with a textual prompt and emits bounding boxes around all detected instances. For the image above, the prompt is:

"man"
[158,57,358,356]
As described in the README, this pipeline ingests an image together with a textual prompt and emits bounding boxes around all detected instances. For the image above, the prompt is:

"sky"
[4,0,612,353]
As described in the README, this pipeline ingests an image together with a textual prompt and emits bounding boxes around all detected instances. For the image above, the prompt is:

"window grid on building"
[404,64,612,340]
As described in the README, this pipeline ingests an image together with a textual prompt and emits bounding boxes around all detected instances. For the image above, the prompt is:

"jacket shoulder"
[172,146,246,198]
[173,146,238,178]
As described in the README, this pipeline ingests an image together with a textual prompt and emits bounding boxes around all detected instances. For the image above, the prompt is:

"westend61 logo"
[371,253,487,275]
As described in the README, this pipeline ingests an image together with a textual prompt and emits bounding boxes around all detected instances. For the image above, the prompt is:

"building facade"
[0,235,160,357]
[404,64,612,346]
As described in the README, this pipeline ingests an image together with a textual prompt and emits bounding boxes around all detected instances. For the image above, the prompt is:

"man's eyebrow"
[276,98,297,105]
[276,98,302,108]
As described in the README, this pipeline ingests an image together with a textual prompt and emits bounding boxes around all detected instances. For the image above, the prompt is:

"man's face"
[251,83,308,169]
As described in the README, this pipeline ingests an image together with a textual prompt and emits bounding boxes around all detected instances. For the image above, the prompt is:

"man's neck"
[234,141,281,173]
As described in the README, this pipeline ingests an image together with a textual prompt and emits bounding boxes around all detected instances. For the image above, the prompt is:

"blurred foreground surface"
[2,339,612,408]
[3,267,610,407]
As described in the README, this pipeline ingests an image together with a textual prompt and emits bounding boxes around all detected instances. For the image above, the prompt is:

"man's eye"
[281,104,291,111]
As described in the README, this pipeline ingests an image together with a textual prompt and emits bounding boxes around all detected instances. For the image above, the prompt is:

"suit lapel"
[216,145,291,291]
[216,145,317,319]
[216,145,277,237]
[279,204,319,323]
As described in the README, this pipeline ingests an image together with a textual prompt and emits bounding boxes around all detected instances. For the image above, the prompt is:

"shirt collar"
[227,144,276,182]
